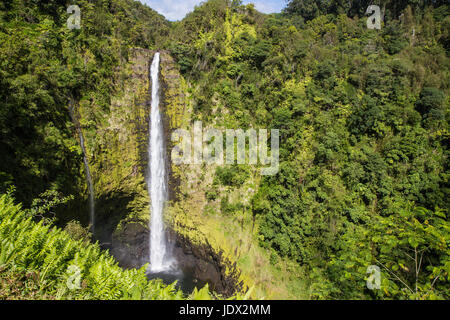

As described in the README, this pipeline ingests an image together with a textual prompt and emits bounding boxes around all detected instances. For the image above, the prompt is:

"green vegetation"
[1,192,250,300]
[0,0,448,300]
[0,0,169,221]
[167,0,449,299]
[0,193,182,299]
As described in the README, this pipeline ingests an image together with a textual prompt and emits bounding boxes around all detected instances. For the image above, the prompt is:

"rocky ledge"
[102,48,242,297]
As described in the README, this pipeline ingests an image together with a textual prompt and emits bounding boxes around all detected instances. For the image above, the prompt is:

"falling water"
[68,103,95,235]
[148,52,175,273]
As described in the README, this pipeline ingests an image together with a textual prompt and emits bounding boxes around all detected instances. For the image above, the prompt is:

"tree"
[371,206,449,299]
[416,87,445,116]
[283,0,323,21]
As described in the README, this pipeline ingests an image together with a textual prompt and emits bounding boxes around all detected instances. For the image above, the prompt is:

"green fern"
[0,193,243,300]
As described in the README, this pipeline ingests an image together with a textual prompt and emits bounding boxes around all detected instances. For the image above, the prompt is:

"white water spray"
[148,53,175,273]
[79,133,95,235]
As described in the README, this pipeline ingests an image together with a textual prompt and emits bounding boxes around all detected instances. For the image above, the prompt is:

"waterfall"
[68,103,95,235]
[148,52,175,273]
[79,133,95,235]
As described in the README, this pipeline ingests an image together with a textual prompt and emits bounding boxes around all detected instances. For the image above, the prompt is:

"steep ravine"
[81,48,244,297]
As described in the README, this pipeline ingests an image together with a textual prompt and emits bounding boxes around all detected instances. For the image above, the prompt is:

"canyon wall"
[78,48,245,296]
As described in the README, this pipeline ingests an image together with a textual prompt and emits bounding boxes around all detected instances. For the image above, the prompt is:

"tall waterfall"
[68,102,95,236]
[79,132,95,235]
[148,52,174,273]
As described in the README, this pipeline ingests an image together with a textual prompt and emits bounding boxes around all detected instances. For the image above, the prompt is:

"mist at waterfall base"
[145,53,207,294]
[146,262,210,295]
[68,104,95,236]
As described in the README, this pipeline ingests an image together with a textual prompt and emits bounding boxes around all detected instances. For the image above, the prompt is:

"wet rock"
[169,230,244,297]
[110,222,149,269]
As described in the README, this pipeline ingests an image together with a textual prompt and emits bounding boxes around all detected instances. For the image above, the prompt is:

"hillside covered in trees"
[0,0,448,300]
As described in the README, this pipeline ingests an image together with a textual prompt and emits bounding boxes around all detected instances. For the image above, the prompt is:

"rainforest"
[0,0,449,301]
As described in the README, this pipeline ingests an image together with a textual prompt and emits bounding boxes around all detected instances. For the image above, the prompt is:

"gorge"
[1,0,447,301]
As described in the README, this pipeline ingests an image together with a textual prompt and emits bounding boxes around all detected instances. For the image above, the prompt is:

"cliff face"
[78,47,243,296]
[76,48,152,268]
[159,51,246,297]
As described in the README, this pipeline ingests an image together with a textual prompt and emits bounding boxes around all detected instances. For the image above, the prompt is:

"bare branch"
[375,259,414,294]
[418,251,424,277]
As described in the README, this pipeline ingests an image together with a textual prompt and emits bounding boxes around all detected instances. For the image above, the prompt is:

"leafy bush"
[0,194,215,300]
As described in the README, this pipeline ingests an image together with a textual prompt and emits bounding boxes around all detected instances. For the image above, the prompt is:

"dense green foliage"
[0,192,244,299]
[284,0,449,23]
[0,0,194,300]
[0,193,185,299]
[0,0,168,215]
[0,0,448,300]
[168,0,449,299]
